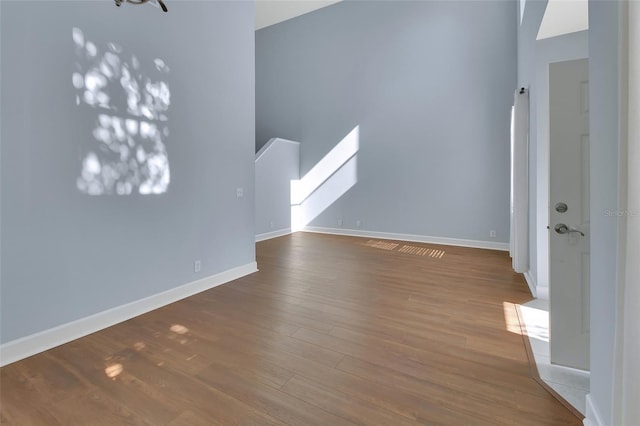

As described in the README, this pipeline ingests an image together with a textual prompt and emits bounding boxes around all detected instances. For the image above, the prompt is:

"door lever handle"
[554,223,584,236]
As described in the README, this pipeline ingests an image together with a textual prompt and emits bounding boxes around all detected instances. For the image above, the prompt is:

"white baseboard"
[524,271,538,298]
[303,227,510,251]
[0,262,258,367]
[536,285,549,300]
[256,228,291,242]
[584,394,605,426]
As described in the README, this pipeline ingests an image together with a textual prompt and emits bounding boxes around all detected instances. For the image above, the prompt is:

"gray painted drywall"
[517,0,547,290]
[256,0,516,243]
[0,1,255,343]
[255,138,300,236]
[588,0,622,423]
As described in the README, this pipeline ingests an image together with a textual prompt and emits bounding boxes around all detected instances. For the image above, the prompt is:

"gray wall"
[256,0,516,243]
[517,0,546,290]
[588,0,622,423]
[0,1,255,343]
[255,138,299,237]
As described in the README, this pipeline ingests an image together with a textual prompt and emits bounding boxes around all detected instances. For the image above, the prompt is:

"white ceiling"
[255,0,589,37]
[255,0,343,30]
[537,0,589,40]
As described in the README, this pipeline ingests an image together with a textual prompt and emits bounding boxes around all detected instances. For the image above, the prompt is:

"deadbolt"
[555,202,568,213]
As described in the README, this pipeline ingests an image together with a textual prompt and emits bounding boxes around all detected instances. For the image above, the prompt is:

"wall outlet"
[194,260,201,273]
[236,187,243,198]
[356,220,362,228]
[337,219,343,227]
[269,221,275,229]
[489,230,497,238]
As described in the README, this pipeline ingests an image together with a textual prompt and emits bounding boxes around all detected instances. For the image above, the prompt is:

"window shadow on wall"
[72,27,171,196]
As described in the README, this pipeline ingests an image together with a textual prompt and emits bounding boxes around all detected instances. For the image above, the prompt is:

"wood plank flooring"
[0,232,581,425]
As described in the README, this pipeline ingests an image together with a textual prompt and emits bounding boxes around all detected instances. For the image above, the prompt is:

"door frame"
[532,31,588,300]
[612,1,638,423]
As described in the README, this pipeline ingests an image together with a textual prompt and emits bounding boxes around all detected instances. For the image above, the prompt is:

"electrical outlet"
[489,230,497,238]
[356,220,362,228]
[194,260,201,273]
[236,187,243,198]
[337,219,343,227]
[269,221,275,229]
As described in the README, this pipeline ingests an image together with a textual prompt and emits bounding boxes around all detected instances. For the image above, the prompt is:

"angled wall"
[255,138,300,239]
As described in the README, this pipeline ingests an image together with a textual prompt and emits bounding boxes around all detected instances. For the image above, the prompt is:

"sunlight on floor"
[362,240,446,258]
[518,302,549,342]
[502,302,523,335]
[363,240,399,250]
[518,299,589,415]
[170,324,189,335]
[398,245,445,258]
[104,363,123,380]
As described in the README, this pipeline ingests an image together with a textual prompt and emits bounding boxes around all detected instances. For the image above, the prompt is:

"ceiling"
[255,0,589,37]
[255,0,342,30]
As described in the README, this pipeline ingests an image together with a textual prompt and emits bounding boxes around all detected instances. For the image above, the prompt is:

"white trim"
[303,227,509,251]
[584,394,605,426]
[256,228,291,242]
[523,271,538,298]
[616,2,640,424]
[510,88,530,273]
[0,262,258,367]
[536,284,549,300]
[255,137,300,162]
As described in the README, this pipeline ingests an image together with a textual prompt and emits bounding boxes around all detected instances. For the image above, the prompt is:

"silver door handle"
[554,223,585,236]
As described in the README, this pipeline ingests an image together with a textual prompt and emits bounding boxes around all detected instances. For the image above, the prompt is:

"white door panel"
[549,58,590,371]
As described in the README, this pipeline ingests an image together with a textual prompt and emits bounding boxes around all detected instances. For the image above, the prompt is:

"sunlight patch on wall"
[291,126,359,206]
[72,27,171,196]
[290,126,359,231]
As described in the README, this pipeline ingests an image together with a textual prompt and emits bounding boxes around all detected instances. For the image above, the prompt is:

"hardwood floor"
[0,232,581,425]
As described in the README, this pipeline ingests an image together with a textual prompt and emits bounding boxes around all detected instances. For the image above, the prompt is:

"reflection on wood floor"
[0,232,582,425]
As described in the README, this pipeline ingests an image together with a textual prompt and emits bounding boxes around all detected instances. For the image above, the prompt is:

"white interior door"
[549,58,590,371]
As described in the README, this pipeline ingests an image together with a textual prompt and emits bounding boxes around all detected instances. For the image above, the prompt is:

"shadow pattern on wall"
[72,27,171,196]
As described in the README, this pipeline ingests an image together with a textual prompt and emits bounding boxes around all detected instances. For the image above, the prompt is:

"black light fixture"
[114,0,168,13]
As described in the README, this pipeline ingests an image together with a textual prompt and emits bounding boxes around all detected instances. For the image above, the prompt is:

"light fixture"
[114,0,168,13]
